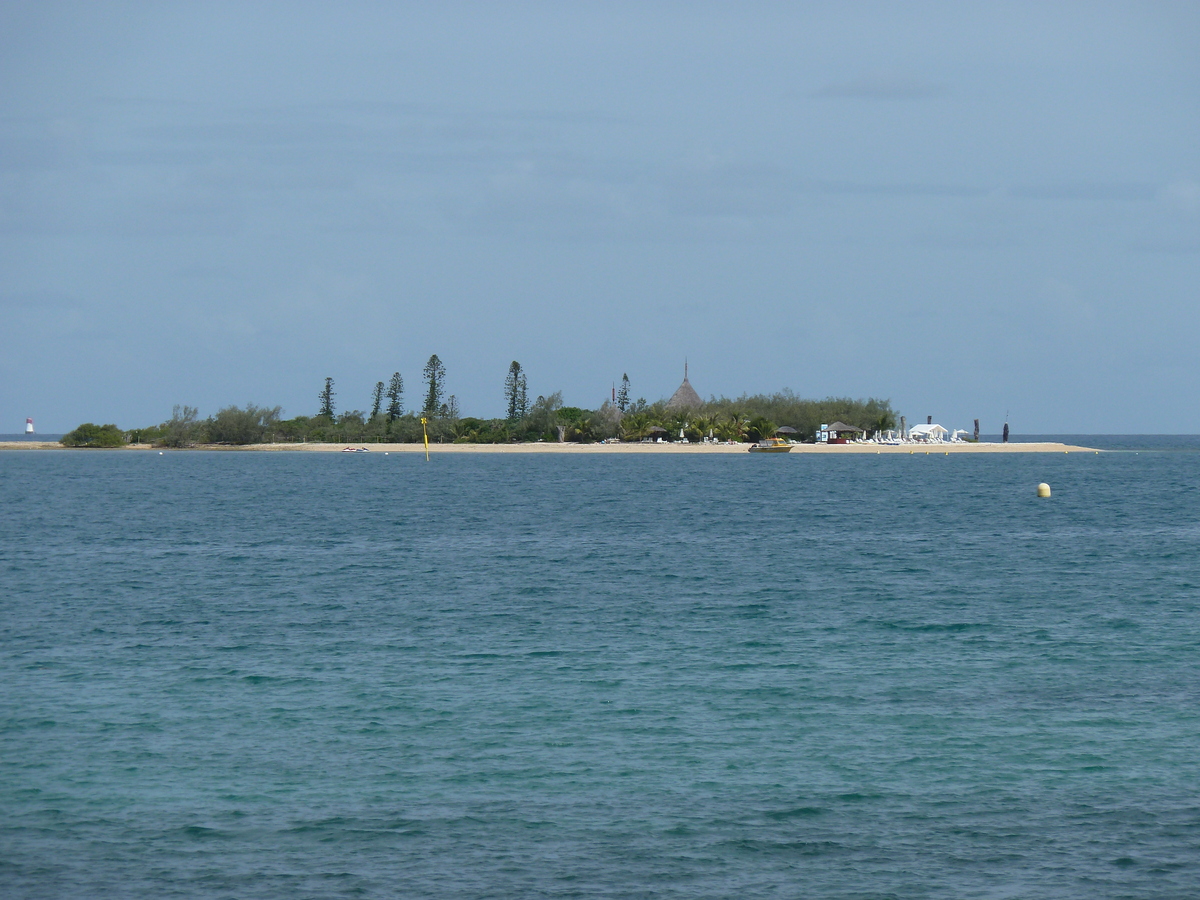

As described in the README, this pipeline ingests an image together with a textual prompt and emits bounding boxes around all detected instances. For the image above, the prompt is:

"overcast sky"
[3,1,1198,433]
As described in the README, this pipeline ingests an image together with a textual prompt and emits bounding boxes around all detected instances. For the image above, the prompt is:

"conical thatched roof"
[665,363,703,410]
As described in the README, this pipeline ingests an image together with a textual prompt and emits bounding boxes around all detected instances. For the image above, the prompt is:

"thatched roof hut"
[825,421,864,435]
[665,363,703,411]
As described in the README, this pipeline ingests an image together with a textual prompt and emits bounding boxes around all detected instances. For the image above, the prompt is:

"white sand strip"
[1,440,1098,454]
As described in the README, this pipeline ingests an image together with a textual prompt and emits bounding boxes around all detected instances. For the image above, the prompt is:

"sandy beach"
[2,440,1100,453]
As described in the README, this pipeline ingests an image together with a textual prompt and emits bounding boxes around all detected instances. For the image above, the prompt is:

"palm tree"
[747,416,777,442]
[620,411,653,441]
[715,412,749,442]
[690,413,718,441]
[572,414,593,442]
[665,409,692,441]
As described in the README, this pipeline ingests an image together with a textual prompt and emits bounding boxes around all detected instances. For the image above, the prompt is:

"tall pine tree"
[422,355,446,415]
[616,373,631,412]
[318,377,336,418]
[504,361,528,421]
[386,372,404,421]
[370,382,385,419]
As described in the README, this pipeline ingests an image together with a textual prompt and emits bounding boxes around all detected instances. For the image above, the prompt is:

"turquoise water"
[2,447,1199,898]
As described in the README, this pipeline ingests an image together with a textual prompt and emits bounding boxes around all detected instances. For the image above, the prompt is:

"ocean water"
[2,446,1198,899]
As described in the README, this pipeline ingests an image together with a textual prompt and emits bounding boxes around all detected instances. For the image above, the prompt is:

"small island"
[13,360,1096,453]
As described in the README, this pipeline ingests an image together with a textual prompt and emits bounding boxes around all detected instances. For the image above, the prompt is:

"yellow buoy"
[1037,483,1051,498]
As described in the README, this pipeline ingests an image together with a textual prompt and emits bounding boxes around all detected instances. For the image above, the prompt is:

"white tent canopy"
[908,423,949,441]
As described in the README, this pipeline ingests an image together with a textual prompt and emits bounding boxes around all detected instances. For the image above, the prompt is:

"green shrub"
[61,423,126,448]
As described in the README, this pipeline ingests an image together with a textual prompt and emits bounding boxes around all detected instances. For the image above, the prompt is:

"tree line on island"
[61,355,897,447]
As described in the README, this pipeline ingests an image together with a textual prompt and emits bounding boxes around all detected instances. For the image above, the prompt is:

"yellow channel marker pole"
[421,416,430,461]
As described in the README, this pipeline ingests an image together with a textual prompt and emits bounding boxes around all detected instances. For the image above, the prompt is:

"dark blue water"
[3,448,1199,898]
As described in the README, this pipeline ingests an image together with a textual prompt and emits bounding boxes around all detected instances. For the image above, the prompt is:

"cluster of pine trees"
[65,357,896,447]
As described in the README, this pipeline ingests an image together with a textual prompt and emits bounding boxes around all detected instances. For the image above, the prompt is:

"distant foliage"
[207,404,283,444]
[122,381,898,447]
[61,423,125,448]
[451,417,510,444]
[704,392,896,440]
[523,391,563,440]
[335,410,368,441]
[160,404,202,447]
[591,401,622,440]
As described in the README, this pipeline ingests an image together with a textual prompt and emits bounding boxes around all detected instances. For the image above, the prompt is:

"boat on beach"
[747,437,791,453]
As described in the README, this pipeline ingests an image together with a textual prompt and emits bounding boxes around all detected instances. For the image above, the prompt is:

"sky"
[2,1,1198,434]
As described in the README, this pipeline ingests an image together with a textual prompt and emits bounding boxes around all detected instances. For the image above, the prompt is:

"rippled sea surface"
[3,444,1199,899]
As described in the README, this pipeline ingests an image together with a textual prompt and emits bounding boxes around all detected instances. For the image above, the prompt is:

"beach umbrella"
[775,426,798,434]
